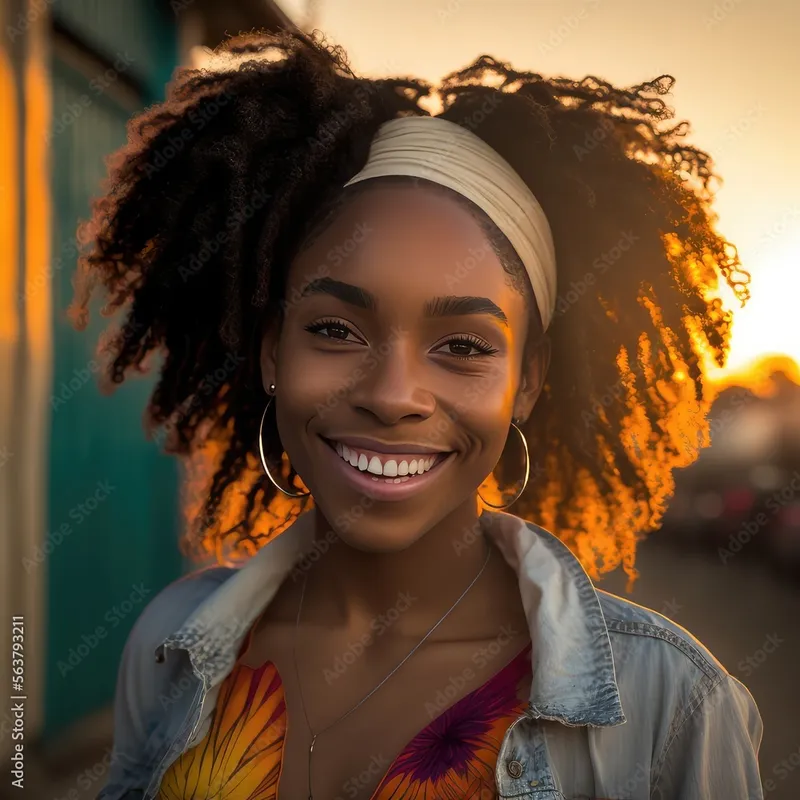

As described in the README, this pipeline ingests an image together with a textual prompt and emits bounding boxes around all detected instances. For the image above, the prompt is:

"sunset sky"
[278,0,800,379]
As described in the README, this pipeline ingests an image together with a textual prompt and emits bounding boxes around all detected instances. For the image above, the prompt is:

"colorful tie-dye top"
[157,625,532,800]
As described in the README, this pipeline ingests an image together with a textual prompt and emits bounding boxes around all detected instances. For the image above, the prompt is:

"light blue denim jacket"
[97,509,764,799]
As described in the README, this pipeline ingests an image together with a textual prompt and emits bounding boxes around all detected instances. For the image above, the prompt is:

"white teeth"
[339,443,357,466]
[332,441,444,479]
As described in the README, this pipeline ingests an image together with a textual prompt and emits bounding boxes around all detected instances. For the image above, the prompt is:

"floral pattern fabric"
[158,642,532,800]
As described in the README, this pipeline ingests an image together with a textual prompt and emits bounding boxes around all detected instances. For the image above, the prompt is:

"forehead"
[287,184,516,305]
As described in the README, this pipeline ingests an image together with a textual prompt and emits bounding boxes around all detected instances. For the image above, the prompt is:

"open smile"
[318,436,456,502]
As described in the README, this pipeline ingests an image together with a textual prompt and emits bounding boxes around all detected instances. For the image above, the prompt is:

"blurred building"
[660,368,800,579]
[0,0,297,778]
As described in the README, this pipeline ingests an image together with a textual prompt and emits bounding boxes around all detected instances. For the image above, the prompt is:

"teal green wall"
[45,0,182,737]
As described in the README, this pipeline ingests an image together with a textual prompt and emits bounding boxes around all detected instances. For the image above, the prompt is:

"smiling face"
[261,181,547,552]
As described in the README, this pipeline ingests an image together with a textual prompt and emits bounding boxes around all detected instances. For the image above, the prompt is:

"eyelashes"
[303,318,499,360]
[442,334,499,359]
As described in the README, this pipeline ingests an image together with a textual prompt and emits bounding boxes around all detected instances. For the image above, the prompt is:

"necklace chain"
[291,541,493,800]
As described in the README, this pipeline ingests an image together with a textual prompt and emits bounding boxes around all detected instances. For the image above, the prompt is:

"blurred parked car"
[659,378,800,585]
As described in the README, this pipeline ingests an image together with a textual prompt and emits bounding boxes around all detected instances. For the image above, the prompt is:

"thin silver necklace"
[291,542,493,800]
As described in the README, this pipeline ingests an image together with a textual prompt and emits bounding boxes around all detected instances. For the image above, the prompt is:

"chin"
[333,522,425,555]
[313,497,437,554]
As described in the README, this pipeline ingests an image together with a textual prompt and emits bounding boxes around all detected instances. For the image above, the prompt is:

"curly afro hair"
[70,29,750,587]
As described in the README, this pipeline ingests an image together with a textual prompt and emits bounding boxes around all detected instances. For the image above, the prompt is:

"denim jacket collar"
[159,508,626,728]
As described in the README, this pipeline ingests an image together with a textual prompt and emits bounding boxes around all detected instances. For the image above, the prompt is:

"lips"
[328,439,446,478]
[318,435,456,500]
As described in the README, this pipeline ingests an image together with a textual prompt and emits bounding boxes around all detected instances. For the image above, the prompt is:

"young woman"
[78,29,763,800]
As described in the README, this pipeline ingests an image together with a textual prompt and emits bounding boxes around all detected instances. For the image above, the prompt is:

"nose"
[348,339,436,426]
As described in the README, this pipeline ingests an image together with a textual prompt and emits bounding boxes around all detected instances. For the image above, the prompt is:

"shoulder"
[595,588,728,685]
[115,564,238,728]
[592,592,764,795]
[594,588,761,757]
[597,589,727,679]
[103,564,239,791]
[125,565,237,659]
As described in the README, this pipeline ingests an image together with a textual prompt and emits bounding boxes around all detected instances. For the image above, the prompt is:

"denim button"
[507,759,523,778]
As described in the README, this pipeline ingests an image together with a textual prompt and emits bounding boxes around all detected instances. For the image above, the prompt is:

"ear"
[512,334,551,424]
[259,316,281,394]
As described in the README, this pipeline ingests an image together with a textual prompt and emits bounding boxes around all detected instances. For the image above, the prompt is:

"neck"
[301,499,494,640]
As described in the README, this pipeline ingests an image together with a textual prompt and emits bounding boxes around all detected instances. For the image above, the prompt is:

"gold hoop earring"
[259,384,311,499]
[477,420,530,510]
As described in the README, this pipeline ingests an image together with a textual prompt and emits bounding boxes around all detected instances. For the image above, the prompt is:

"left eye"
[433,338,497,359]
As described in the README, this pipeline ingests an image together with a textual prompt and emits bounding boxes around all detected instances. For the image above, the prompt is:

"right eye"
[304,318,364,344]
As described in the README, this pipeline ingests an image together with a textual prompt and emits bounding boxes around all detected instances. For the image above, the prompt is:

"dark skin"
[252,183,550,798]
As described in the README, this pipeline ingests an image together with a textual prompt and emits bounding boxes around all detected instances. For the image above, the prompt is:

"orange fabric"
[159,642,531,799]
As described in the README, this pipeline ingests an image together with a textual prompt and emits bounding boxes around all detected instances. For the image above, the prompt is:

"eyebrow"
[299,277,509,327]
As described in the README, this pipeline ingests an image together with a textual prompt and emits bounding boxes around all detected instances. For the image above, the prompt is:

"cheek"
[453,364,517,423]
[276,330,335,403]
[275,331,369,436]
[451,372,517,463]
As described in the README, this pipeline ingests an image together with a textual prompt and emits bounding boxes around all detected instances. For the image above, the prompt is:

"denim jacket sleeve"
[97,569,232,799]
[651,672,764,799]
[97,592,166,799]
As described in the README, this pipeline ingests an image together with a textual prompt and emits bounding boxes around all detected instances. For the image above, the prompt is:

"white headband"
[343,116,558,331]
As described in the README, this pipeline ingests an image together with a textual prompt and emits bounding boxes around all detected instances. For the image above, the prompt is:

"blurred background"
[1,0,798,798]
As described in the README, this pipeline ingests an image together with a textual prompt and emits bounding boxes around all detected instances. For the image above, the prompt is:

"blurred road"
[600,536,800,800]
[17,536,800,800]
